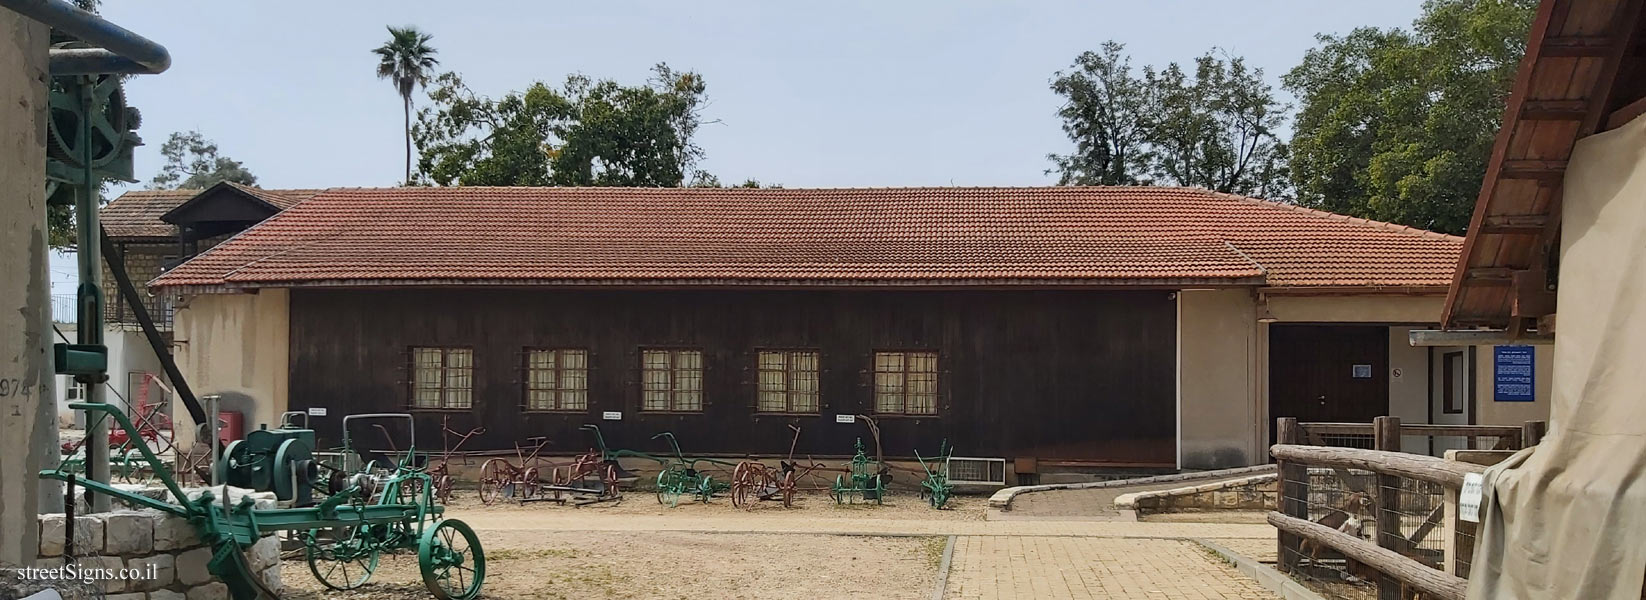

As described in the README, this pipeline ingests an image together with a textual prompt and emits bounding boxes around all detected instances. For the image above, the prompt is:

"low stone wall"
[988,464,1277,510]
[1115,473,1278,514]
[24,487,283,600]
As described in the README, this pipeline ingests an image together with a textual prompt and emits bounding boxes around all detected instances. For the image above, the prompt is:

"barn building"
[139,186,1550,477]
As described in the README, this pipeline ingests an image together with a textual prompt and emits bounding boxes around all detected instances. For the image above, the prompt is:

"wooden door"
[1269,325,1389,441]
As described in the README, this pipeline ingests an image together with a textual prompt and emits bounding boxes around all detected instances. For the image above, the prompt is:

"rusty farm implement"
[476,435,550,504]
[730,425,829,509]
[42,406,486,599]
[421,417,484,504]
[526,424,631,505]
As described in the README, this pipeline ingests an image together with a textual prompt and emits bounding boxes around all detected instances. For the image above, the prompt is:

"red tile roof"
[150,186,1463,291]
[100,186,323,240]
[101,189,198,239]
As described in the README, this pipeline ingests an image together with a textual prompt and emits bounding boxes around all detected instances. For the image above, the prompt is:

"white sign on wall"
[602,411,623,421]
[835,414,856,424]
[1459,472,1485,523]
[307,407,327,417]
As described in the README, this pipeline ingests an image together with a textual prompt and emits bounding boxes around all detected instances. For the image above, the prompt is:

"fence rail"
[1298,419,1546,453]
[1275,416,1498,600]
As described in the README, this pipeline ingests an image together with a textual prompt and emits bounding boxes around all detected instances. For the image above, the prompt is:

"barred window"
[874,351,938,415]
[641,349,703,412]
[525,348,588,411]
[757,350,820,413]
[412,347,473,409]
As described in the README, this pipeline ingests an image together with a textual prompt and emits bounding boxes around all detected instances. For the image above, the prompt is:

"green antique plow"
[651,432,735,507]
[915,440,954,509]
[831,416,890,504]
[40,404,486,600]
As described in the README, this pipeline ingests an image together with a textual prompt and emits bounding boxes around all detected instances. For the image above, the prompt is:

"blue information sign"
[1494,345,1535,402]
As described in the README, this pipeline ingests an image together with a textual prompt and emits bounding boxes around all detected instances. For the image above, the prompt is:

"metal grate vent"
[948,456,1007,486]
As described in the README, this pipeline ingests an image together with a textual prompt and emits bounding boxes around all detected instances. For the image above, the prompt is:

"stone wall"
[1115,473,1278,514]
[28,502,281,599]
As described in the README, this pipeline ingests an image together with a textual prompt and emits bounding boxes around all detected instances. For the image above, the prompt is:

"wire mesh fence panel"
[1279,467,1381,598]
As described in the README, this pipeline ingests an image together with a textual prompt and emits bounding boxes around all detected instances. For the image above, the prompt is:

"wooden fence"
[1273,416,1497,600]
[1296,418,1547,453]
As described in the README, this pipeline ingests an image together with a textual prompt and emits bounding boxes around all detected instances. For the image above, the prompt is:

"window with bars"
[757,350,820,413]
[874,350,939,415]
[524,348,589,411]
[411,347,474,409]
[641,349,703,412]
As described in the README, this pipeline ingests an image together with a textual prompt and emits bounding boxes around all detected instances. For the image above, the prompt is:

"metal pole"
[208,394,220,486]
[72,77,110,512]
[0,0,171,74]
[0,6,55,564]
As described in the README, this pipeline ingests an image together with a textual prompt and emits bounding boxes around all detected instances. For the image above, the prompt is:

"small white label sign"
[307,407,327,417]
[835,414,856,424]
[1459,472,1485,523]
[602,411,623,421]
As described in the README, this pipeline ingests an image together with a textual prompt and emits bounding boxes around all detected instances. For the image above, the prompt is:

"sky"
[53,0,1429,295]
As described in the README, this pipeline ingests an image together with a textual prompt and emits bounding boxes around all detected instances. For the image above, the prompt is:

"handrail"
[1270,444,1484,489]
[1,0,172,74]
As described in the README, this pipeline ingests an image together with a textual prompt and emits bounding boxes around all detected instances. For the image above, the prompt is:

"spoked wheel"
[696,475,716,504]
[779,471,798,509]
[730,463,756,509]
[477,459,508,505]
[521,466,541,499]
[306,526,381,591]
[602,465,621,499]
[420,518,486,600]
[435,474,455,504]
[656,470,682,507]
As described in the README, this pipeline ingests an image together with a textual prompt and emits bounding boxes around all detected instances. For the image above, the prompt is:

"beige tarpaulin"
[1467,114,1646,599]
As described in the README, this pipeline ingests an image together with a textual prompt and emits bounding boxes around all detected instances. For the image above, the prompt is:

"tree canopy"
[412,63,713,187]
[1049,43,1289,196]
[1283,0,1537,234]
[373,26,439,184]
[149,130,258,190]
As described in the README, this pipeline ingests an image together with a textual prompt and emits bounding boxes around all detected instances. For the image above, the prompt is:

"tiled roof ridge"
[1207,190,1465,243]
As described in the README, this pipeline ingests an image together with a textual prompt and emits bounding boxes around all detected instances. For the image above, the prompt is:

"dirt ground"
[281,490,960,599]
[281,530,942,600]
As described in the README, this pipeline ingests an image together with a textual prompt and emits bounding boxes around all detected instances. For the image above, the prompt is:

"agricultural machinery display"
[831,416,892,504]
[476,436,550,504]
[652,431,736,507]
[40,406,487,600]
[915,440,955,509]
[730,425,828,509]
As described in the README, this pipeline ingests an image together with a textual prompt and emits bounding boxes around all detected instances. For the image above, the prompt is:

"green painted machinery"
[650,432,734,507]
[42,404,486,600]
[218,418,320,505]
[831,438,889,504]
[916,440,955,509]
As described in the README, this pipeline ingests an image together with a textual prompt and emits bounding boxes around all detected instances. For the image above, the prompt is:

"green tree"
[1142,53,1289,196]
[373,26,440,184]
[1284,0,1536,234]
[1049,43,1288,196]
[412,63,713,187]
[149,131,258,190]
[1047,42,1148,185]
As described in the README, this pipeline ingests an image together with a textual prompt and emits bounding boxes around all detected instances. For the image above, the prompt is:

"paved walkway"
[944,537,1281,600]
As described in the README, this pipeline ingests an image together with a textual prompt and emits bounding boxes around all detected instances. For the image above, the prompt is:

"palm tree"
[373,26,439,184]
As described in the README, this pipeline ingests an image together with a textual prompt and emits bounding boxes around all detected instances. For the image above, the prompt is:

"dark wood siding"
[288,288,1177,465]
